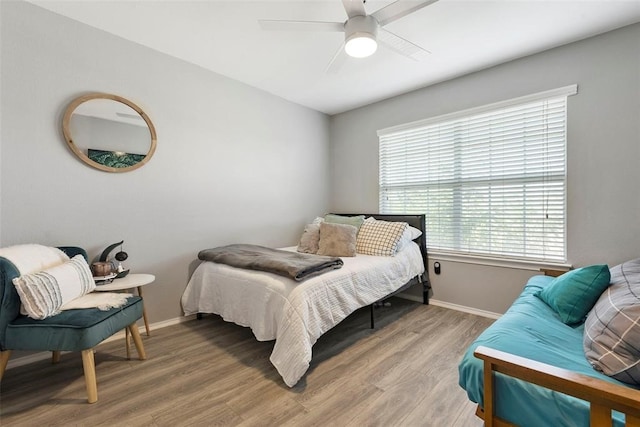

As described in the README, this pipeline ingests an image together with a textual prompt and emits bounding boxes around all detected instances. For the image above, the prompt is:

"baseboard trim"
[397,293,502,319]
[6,299,500,370]
[5,314,197,370]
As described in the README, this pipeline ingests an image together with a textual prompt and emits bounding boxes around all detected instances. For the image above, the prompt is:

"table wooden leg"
[125,327,131,359]
[128,324,147,360]
[137,286,151,336]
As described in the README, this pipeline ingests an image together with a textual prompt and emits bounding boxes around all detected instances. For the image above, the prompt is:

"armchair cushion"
[5,296,143,352]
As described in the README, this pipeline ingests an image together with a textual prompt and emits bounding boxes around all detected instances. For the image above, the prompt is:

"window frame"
[377,85,578,266]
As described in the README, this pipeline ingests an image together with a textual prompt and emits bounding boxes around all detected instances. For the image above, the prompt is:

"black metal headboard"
[331,213,430,304]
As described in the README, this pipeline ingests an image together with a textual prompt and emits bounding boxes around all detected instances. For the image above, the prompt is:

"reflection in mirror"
[62,93,157,173]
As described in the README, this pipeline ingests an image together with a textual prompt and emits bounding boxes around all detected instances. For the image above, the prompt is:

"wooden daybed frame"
[474,346,640,427]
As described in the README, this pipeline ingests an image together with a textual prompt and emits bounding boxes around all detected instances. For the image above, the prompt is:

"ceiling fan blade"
[326,42,348,74]
[372,0,438,27]
[342,0,366,19]
[259,20,344,32]
[377,28,430,61]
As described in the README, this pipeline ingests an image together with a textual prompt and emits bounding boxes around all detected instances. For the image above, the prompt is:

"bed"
[181,214,429,387]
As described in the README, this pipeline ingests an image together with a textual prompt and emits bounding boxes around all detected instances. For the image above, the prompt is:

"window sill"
[427,250,572,273]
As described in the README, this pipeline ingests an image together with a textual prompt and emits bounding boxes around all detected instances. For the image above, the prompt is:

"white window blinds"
[378,86,577,262]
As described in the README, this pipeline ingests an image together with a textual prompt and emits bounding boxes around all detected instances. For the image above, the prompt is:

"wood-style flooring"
[0,298,494,426]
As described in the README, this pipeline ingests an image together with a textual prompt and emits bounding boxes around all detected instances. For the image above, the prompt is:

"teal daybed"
[458,273,640,427]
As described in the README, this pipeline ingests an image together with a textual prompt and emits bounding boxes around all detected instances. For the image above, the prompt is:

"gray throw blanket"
[198,244,344,281]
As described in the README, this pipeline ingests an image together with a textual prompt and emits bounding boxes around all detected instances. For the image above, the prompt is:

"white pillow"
[396,225,423,251]
[13,254,96,319]
[0,244,69,274]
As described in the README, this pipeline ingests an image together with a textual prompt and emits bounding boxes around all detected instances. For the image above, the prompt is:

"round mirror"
[62,93,157,173]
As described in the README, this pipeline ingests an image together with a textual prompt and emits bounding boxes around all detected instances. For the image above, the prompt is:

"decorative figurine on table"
[99,240,130,278]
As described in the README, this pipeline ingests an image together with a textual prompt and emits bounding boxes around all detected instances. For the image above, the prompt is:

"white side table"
[94,274,155,352]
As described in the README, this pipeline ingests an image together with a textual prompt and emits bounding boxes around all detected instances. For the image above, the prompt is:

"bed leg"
[421,275,430,305]
[197,313,203,320]
[370,304,375,329]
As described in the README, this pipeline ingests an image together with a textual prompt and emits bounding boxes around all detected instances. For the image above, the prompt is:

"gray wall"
[2,1,638,322]
[1,1,330,323]
[330,23,640,314]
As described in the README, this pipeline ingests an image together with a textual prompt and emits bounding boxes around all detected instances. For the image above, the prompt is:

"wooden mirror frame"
[62,93,157,173]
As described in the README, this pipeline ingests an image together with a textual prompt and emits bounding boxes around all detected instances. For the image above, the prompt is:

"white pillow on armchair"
[12,254,96,319]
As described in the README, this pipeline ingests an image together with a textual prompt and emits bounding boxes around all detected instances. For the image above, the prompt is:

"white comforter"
[181,243,424,387]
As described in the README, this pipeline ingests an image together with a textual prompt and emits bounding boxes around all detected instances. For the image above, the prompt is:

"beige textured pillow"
[297,223,321,254]
[317,222,357,257]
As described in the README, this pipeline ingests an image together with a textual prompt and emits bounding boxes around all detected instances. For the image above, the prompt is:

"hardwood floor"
[0,298,493,426]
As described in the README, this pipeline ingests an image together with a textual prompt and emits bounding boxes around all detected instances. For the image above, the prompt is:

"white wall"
[1,1,331,322]
[330,23,640,314]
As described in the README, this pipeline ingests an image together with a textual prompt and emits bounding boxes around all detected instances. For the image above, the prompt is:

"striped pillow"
[583,258,640,385]
[12,254,96,319]
[356,218,408,256]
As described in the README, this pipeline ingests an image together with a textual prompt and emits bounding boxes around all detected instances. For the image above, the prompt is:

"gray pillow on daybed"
[583,258,640,385]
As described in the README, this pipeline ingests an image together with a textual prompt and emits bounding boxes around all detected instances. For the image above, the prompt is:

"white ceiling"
[28,0,640,115]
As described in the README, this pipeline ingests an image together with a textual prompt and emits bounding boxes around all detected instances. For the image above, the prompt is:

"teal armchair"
[0,246,146,403]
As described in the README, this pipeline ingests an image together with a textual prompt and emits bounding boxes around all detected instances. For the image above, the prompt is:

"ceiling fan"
[259,0,438,72]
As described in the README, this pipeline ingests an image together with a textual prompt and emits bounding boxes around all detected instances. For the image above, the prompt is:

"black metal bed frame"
[332,213,431,329]
[196,213,431,327]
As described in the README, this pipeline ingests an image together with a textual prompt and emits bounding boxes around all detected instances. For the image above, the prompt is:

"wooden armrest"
[474,346,640,427]
[540,267,570,277]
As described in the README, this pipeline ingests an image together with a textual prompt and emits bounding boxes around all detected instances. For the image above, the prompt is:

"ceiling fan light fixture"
[345,33,377,58]
[343,15,379,58]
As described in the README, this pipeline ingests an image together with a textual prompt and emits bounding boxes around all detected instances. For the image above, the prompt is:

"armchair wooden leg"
[52,351,61,364]
[127,324,147,360]
[81,349,98,404]
[0,350,11,380]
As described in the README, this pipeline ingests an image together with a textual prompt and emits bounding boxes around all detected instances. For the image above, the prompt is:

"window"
[378,85,577,263]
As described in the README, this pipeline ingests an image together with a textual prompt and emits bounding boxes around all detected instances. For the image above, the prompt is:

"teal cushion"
[5,296,143,351]
[535,265,611,325]
[324,214,365,231]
